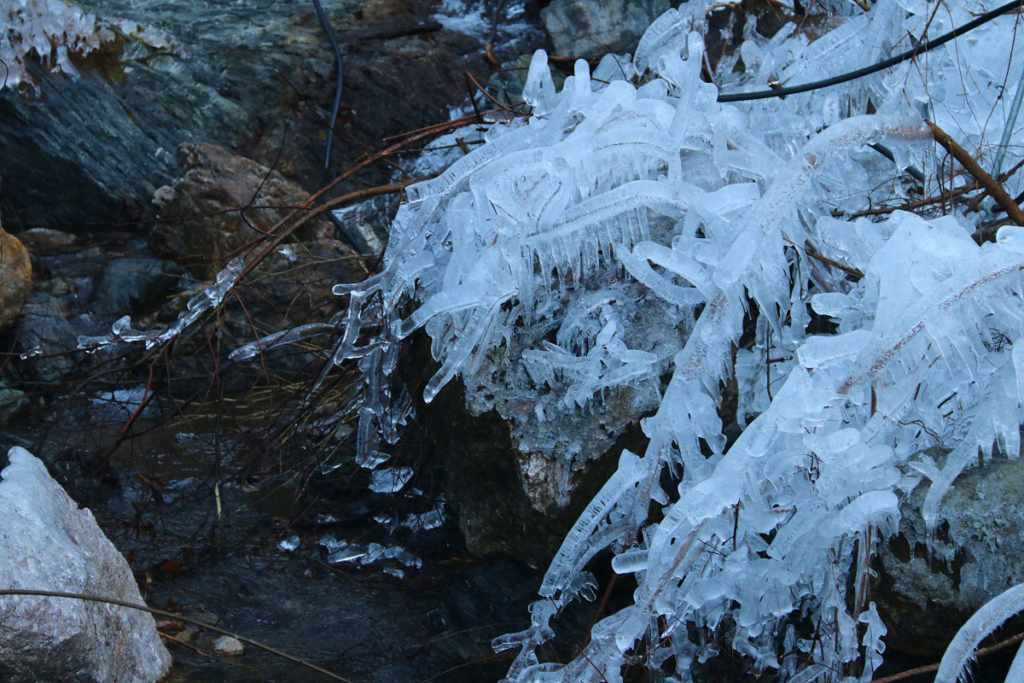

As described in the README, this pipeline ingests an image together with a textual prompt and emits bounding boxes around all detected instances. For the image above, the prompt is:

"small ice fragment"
[20,346,42,359]
[277,245,297,262]
[369,467,414,493]
[277,535,300,552]
[402,508,446,531]
[318,532,346,554]
[362,542,386,564]
[395,549,422,568]
[383,567,405,579]
[356,450,391,470]
[328,542,368,564]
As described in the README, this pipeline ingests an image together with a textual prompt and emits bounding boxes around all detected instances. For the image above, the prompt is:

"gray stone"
[17,293,83,382]
[18,228,78,252]
[212,635,244,656]
[92,257,181,314]
[541,0,670,57]
[0,447,171,683]
[876,452,1024,657]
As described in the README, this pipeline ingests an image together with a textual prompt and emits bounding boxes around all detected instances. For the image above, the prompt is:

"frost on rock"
[228,0,1024,679]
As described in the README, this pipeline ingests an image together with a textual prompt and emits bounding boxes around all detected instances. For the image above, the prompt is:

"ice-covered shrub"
[323,1,1021,679]
[88,0,1024,678]
[0,0,113,91]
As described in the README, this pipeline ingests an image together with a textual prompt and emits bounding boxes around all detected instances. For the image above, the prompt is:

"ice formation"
[0,0,114,91]
[235,0,1024,678]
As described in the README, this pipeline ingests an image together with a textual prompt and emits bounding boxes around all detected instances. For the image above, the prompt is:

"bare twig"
[926,120,1024,226]
[967,157,1024,212]
[464,70,524,116]
[0,589,352,682]
[785,238,865,280]
[233,172,441,283]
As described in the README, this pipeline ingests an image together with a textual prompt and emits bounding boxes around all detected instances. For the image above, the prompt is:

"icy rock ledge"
[0,447,171,683]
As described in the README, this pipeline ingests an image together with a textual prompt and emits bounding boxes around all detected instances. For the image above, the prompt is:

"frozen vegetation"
[0,0,113,91]
[339,1,1024,679]
[81,0,1024,678]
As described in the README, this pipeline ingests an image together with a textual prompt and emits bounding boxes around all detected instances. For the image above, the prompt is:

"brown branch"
[235,172,441,282]
[785,238,865,280]
[464,70,523,115]
[966,156,1024,212]
[926,120,1024,226]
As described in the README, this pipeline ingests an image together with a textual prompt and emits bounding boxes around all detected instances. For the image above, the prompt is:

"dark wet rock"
[0,447,171,683]
[875,453,1024,657]
[442,557,540,650]
[541,0,670,57]
[429,373,648,565]
[420,287,682,565]
[331,192,401,257]
[0,0,539,232]
[0,223,32,332]
[17,293,84,382]
[0,432,34,455]
[92,257,181,314]
[0,382,28,427]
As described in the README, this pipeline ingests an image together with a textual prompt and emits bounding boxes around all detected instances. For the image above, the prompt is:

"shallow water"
[5,397,534,683]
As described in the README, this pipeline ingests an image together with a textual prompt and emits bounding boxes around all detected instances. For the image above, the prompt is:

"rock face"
[876,453,1024,657]
[0,221,32,332]
[0,447,171,683]
[541,0,670,57]
[151,142,336,278]
[0,0,512,231]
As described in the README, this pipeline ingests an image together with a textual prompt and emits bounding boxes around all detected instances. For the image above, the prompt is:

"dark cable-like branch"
[313,0,344,171]
[718,0,1024,102]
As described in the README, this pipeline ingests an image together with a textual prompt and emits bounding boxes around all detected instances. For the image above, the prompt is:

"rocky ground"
[0,0,557,680]
[3,0,1023,681]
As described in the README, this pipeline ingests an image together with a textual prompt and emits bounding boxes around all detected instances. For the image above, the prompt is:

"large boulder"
[423,287,686,566]
[0,219,32,332]
[17,293,86,382]
[150,143,337,278]
[0,447,171,683]
[92,257,182,315]
[541,0,670,57]
[876,451,1024,657]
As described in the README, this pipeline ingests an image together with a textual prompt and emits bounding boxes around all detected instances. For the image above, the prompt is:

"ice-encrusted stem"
[501,115,933,679]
